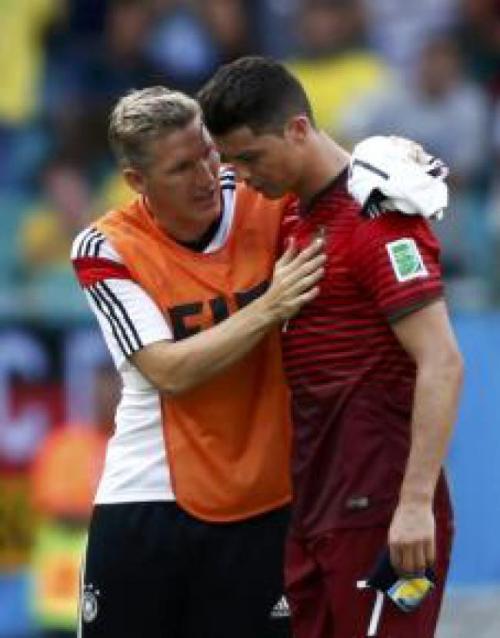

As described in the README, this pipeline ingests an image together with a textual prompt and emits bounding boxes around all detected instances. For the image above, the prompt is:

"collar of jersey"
[299,167,349,217]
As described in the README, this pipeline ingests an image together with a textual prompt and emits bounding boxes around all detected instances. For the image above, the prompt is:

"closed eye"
[168,160,194,174]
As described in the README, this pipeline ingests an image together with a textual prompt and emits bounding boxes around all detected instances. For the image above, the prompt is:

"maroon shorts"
[285,516,453,638]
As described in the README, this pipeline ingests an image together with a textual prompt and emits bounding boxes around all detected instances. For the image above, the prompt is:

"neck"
[145,197,220,243]
[293,131,350,203]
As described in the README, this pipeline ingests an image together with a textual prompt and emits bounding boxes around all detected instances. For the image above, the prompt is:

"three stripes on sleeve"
[72,227,150,361]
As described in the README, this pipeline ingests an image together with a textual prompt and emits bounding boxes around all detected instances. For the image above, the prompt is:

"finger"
[399,545,416,576]
[424,537,436,569]
[291,268,325,294]
[294,286,320,307]
[413,542,427,575]
[281,263,324,297]
[402,544,433,578]
[284,285,322,317]
[389,543,403,574]
[285,253,326,281]
[277,239,298,267]
[290,238,324,266]
[391,542,418,576]
[300,252,328,272]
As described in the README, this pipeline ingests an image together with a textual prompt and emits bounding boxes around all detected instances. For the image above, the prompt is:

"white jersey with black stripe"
[71,170,237,504]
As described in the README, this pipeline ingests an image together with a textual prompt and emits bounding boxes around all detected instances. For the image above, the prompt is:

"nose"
[195,158,216,189]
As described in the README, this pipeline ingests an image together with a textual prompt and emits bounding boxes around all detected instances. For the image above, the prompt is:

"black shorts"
[78,501,291,638]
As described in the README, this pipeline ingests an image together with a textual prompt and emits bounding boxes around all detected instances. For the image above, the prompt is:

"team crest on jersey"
[386,238,427,282]
[82,584,100,623]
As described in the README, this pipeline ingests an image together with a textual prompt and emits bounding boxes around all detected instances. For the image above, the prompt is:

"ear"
[284,115,310,144]
[123,167,147,195]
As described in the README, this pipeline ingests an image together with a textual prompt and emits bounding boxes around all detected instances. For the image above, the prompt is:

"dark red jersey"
[281,169,451,536]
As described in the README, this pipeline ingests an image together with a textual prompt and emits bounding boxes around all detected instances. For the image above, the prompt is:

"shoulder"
[71,226,122,262]
[348,212,443,302]
[351,211,439,252]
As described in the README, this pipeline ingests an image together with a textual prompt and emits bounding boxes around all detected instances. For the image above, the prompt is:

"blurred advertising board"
[0,323,109,569]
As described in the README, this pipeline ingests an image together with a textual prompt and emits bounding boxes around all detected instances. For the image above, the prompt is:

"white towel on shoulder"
[348,136,449,220]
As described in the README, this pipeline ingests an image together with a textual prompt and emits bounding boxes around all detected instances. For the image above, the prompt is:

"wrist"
[254,291,283,326]
[251,294,281,328]
[398,488,434,508]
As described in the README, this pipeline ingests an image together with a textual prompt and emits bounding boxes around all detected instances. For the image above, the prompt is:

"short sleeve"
[349,212,444,321]
[71,228,172,370]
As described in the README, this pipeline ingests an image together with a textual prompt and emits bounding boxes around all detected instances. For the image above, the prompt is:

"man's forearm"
[135,295,278,396]
[132,238,324,395]
[388,299,463,573]
[399,354,463,505]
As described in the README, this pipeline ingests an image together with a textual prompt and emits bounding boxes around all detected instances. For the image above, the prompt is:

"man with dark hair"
[199,57,463,638]
[200,56,315,138]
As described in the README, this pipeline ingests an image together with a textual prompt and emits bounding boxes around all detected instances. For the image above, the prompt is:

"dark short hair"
[198,56,315,136]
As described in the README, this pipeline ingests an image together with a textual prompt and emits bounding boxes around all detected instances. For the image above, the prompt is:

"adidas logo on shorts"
[270,595,291,619]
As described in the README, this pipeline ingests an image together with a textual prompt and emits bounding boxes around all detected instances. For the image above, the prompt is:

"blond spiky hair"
[109,86,200,170]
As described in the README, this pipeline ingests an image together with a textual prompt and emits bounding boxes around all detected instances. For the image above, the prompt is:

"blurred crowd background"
[0,0,500,636]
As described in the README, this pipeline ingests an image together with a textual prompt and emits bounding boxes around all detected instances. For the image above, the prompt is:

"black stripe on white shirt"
[76,228,107,257]
[77,228,98,257]
[86,231,106,257]
[96,281,143,351]
[87,286,131,357]
[92,236,106,257]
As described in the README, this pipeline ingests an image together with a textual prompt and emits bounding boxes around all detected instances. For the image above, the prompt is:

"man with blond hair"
[72,86,324,638]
